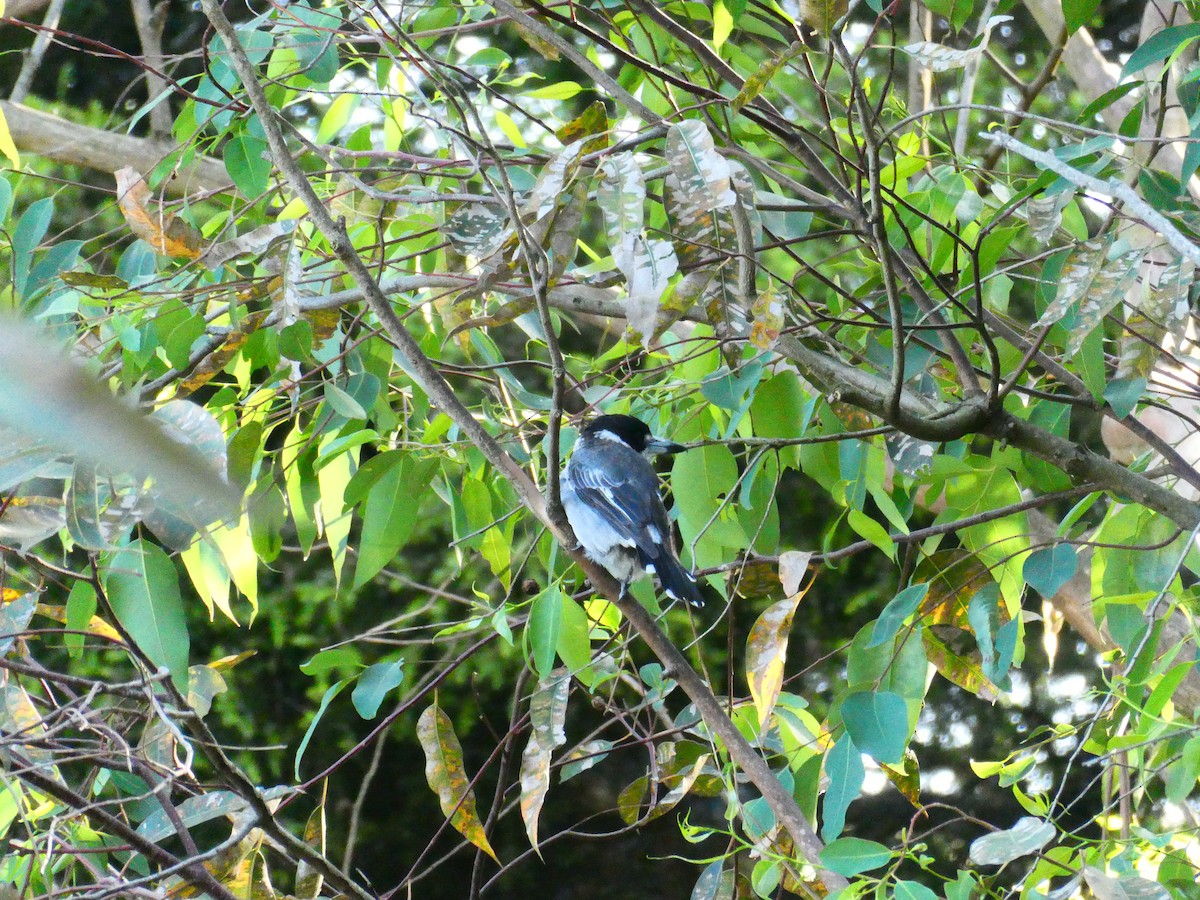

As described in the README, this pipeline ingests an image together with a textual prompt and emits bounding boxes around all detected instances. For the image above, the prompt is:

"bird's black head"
[581,414,685,455]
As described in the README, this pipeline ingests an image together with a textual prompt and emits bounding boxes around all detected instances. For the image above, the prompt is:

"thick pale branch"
[0,100,230,197]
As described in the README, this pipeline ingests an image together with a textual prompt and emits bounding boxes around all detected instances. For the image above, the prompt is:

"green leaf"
[103,539,190,690]
[65,581,96,659]
[12,197,53,298]
[1023,545,1078,599]
[869,583,928,647]
[556,594,591,673]
[821,733,864,841]
[352,453,430,589]
[526,81,583,100]
[840,691,908,764]
[1062,0,1100,35]
[894,880,940,900]
[323,382,367,420]
[295,679,349,779]
[1103,377,1145,419]
[819,837,893,876]
[529,586,563,678]
[224,133,271,198]
[1121,24,1200,77]
[673,443,746,548]
[351,658,405,720]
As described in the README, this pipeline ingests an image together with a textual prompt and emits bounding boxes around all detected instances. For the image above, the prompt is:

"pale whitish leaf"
[887,433,936,477]
[746,583,809,727]
[1082,867,1171,900]
[1065,243,1146,356]
[0,496,66,550]
[203,220,296,269]
[625,235,678,344]
[2,680,60,776]
[0,591,38,657]
[444,205,507,256]
[560,739,612,781]
[524,140,585,221]
[519,670,570,851]
[778,550,812,597]
[417,703,500,863]
[136,790,246,843]
[665,120,736,268]
[1036,238,1145,352]
[1027,194,1065,244]
[598,152,646,277]
[902,15,1013,72]
[1118,256,1194,379]
[643,754,708,822]
[968,817,1054,865]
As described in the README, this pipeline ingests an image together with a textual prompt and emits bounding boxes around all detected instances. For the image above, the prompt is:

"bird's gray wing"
[566,453,669,559]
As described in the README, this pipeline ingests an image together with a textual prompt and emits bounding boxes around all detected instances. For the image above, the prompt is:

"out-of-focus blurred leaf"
[417,702,500,863]
[0,321,239,527]
[1082,867,1171,900]
[103,539,190,690]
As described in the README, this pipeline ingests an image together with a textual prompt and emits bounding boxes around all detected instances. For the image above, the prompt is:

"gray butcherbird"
[560,414,704,607]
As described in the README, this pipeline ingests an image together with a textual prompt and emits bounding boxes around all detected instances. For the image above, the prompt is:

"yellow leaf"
[35,603,122,642]
[114,167,206,259]
[746,570,813,727]
[554,100,609,155]
[417,702,500,863]
[0,104,19,168]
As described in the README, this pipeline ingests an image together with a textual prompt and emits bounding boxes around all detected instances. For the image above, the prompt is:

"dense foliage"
[1,0,1199,897]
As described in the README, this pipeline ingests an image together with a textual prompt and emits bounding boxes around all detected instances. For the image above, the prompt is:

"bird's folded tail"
[648,553,705,608]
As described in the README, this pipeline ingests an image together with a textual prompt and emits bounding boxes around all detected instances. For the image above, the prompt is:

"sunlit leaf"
[746,578,810,727]
[969,817,1055,865]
